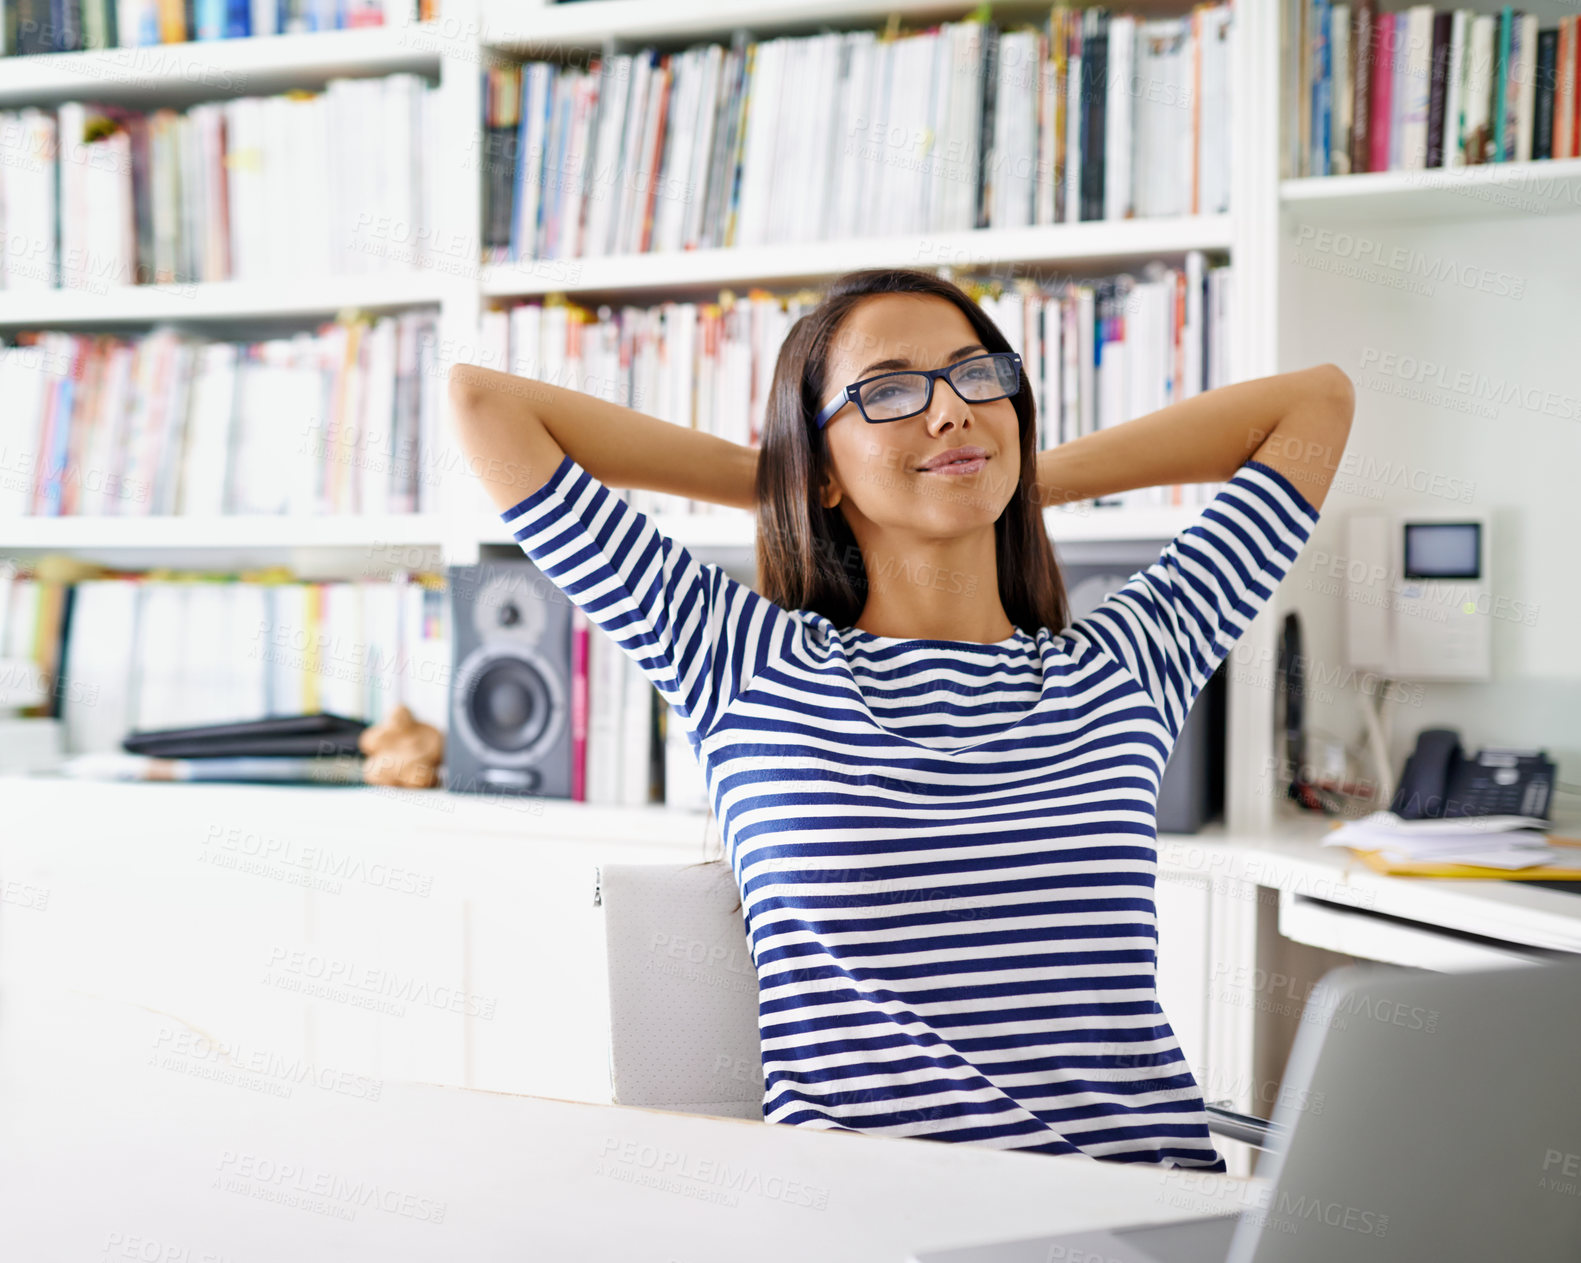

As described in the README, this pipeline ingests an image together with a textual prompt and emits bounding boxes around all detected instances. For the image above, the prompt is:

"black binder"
[122,713,368,759]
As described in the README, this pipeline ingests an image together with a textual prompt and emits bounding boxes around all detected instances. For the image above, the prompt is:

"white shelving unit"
[0,0,1267,841]
[3,0,1566,826]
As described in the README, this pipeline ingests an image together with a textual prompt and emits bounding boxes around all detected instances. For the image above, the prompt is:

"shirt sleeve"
[498,453,791,742]
[1058,458,1321,743]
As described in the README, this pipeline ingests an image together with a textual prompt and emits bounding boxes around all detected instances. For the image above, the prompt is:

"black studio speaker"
[446,560,574,798]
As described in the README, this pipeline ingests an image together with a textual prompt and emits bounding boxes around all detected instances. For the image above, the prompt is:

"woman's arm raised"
[447,363,760,513]
[1034,363,1355,513]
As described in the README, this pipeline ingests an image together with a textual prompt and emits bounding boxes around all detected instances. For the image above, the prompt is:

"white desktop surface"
[0,988,1255,1262]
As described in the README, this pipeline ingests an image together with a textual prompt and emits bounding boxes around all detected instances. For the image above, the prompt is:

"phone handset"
[1391,727,1556,821]
[1390,728,1463,819]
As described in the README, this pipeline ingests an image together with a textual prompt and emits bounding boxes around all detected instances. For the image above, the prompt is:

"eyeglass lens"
[857,354,1018,421]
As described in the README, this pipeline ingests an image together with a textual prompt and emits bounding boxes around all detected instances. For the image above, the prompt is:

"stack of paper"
[1323,811,1563,870]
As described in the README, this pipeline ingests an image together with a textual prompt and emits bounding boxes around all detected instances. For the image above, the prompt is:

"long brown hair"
[753,267,1069,636]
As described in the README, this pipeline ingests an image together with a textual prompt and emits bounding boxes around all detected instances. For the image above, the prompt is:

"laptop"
[909,955,1581,1262]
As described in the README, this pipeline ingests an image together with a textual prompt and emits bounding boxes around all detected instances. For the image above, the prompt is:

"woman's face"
[817,294,1022,538]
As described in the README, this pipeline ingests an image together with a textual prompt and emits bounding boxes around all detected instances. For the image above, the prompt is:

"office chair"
[593,861,1281,1153]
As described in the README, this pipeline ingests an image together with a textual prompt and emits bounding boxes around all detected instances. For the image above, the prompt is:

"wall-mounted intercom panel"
[1344,509,1493,681]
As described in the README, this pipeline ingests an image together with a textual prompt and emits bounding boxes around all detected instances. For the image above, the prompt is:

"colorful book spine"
[571,605,588,802]
[1535,25,1558,159]
[1558,17,1575,160]
[1311,0,1331,177]
[1351,0,1373,171]
[1494,6,1511,161]
[1388,11,1405,169]
[1425,9,1451,167]
[1370,11,1393,173]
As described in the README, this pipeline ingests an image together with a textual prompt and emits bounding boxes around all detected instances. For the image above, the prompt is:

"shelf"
[2,501,1201,559]
[482,501,1203,550]
[0,513,456,552]
[1281,158,1581,225]
[480,0,1196,52]
[481,216,1234,301]
[0,272,445,327]
[0,24,445,107]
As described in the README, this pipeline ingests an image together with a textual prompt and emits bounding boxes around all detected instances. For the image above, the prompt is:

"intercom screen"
[1403,522,1480,580]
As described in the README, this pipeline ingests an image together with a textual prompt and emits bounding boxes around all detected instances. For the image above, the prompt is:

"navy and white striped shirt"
[502,453,1319,1168]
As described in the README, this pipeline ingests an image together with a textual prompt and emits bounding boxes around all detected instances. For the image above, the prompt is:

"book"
[1515,11,1538,161]
[1494,5,1511,162]
[1443,8,1468,168]
[1331,3,1352,174]
[1295,4,1576,173]
[1297,0,1311,174]
[1465,13,1496,165]
[1105,14,1135,219]
[1569,14,1581,157]
[1369,8,1394,173]
[497,4,1224,247]
[0,76,435,289]
[978,20,1000,230]
[1082,8,1108,222]
[1390,11,1407,169]
[1311,0,1331,176]
[1535,24,1558,158]
[570,605,588,801]
[0,312,442,519]
[1198,3,1232,213]
[3,0,418,50]
[1425,8,1452,167]
[1556,17,1575,160]
[1351,0,1373,172]
[1065,13,1083,222]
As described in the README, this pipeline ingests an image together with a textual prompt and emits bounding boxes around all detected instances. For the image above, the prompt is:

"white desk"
[0,988,1256,1262]
[1157,816,1581,956]
[5,775,1580,1193]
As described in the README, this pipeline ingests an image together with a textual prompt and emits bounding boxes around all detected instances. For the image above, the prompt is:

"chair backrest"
[595,860,764,1120]
[594,859,1277,1152]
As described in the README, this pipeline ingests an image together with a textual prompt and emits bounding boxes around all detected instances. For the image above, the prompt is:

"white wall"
[1277,198,1581,783]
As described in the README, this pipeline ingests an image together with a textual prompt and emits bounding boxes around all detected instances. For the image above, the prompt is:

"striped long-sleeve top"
[501,453,1320,1169]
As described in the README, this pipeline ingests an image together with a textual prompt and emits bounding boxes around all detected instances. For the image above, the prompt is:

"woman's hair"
[753,267,1069,636]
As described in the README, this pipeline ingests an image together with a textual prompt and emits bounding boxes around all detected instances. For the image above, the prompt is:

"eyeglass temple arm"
[814,389,847,429]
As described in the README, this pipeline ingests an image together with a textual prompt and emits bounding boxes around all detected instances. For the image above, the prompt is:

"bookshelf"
[8,0,1569,842]
[0,4,1245,555]
[0,0,1274,814]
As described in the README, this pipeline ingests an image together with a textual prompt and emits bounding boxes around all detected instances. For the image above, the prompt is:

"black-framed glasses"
[813,351,1023,429]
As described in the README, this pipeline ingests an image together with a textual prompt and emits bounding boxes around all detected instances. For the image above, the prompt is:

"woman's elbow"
[447,363,490,419]
[1314,362,1356,425]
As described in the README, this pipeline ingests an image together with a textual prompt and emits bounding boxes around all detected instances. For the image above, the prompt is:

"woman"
[449,267,1354,1170]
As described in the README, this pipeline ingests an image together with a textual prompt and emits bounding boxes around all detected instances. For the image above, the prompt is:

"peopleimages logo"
[1293,223,1527,299]
[213,1151,445,1223]
[1358,348,1581,421]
